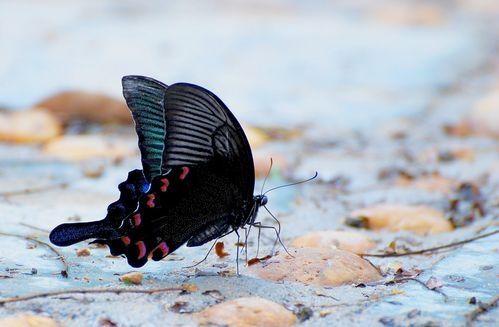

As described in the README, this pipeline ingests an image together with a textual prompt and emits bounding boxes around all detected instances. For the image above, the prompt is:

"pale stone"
[349,204,453,234]
[43,135,134,161]
[0,109,61,143]
[292,230,375,254]
[247,248,382,286]
[196,297,296,327]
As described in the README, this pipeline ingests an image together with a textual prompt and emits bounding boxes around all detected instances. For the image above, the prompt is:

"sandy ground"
[0,0,498,326]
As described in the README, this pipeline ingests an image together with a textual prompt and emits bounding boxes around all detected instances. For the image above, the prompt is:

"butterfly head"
[254,194,268,207]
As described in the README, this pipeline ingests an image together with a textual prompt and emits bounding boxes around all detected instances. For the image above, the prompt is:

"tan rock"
[0,108,61,143]
[244,125,269,149]
[37,91,132,125]
[348,204,453,234]
[253,153,288,179]
[464,87,499,138]
[247,248,381,286]
[43,135,134,161]
[292,230,375,254]
[119,271,143,285]
[0,314,59,327]
[196,297,296,327]
[76,248,91,257]
[372,4,444,26]
[395,174,458,194]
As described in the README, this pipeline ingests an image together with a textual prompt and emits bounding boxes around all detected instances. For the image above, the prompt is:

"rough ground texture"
[1,0,499,326]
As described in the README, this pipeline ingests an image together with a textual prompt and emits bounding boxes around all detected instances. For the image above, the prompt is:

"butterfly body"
[50,76,262,268]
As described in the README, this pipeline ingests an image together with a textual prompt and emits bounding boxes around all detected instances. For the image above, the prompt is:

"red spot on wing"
[136,241,147,259]
[160,178,170,192]
[156,242,169,256]
[132,213,142,226]
[151,241,170,260]
[146,194,156,208]
[179,167,190,180]
[121,236,131,246]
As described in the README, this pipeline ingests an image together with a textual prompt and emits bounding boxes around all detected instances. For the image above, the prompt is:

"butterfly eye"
[261,195,268,206]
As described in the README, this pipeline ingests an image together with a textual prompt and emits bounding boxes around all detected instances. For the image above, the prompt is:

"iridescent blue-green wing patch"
[122,75,168,182]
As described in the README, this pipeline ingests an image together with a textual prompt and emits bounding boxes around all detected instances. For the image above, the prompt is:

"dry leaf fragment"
[247,255,272,266]
[426,276,443,290]
[202,290,225,302]
[391,289,405,295]
[99,318,118,327]
[181,283,199,293]
[448,182,485,227]
[215,242,229,258]
[170,301,192,314]
[76,248,91,257]
[119,272,143,285]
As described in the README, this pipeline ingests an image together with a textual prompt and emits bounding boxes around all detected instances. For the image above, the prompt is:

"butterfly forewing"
[122,76,168,182]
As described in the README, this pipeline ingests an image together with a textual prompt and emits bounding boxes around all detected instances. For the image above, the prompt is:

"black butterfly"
[49,76,267,268]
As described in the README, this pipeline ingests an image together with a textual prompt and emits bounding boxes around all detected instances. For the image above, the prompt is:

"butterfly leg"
[250,222,262,258]
[184,238,219,269]
[184,228,235,269]
[234,228,241,276]
[248,222,294,258]
[239,225,249,264]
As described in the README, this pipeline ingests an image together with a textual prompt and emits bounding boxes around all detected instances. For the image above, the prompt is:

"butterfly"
[49,76,268,268]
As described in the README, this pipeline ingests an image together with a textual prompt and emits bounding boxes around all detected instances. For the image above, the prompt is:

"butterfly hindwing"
[50,170,148,247]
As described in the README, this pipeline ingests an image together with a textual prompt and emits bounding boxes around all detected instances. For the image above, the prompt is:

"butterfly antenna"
[262,206,294,258]
[260,158,273,195]
[263,171,318,196]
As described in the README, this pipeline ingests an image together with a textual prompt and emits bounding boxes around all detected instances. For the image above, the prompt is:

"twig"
[0,232,69,278]
[0,286,183,305]
[0,182,68,197]
[466,295,499,326]
[394,277,448,301]
[19,222,50,234]
[360,230,499,258]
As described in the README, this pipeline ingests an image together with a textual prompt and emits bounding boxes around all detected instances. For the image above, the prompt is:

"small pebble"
[119,272,143,285]
[76,248,91,257]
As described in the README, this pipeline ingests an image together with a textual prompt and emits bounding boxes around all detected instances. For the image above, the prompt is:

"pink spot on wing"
[156,242,169,256]
[132,213,141,226]
[121,236,131,246]
[160,178,169,192]
[146,194,156,208]
[136,241,146,259]
[179,166,190,180]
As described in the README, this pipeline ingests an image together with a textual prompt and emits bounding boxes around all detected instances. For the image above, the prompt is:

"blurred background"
[1,0,498,134]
